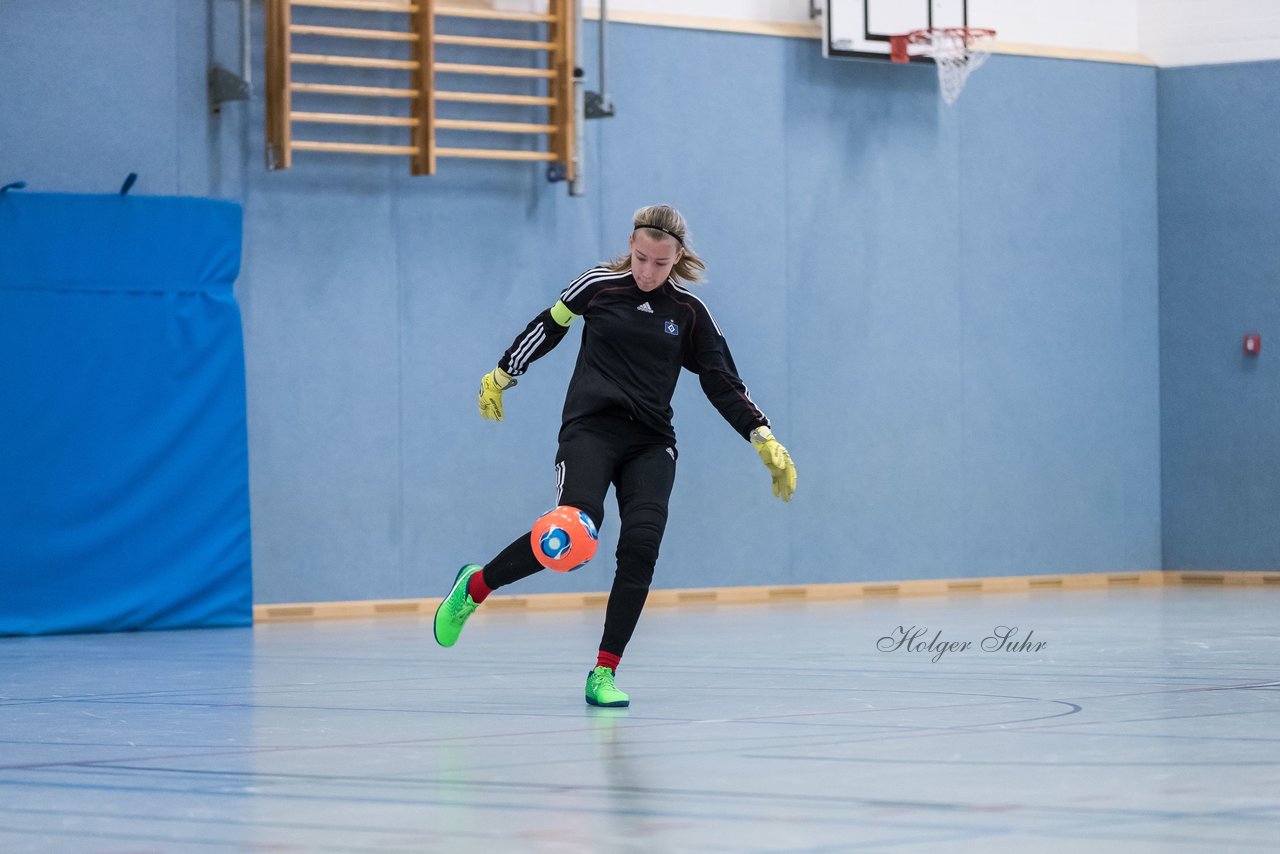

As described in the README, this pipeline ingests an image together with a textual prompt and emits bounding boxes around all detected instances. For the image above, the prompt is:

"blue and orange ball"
[530,505,599,572]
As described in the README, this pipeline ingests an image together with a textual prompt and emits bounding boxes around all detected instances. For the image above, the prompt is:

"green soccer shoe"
[434,564,484,648]
[585,666,630,707]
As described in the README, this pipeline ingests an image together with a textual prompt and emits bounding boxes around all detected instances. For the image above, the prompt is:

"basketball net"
[891,28,997,105]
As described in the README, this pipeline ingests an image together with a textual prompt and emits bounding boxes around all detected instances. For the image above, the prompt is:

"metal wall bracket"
[585,90,615,119]
[209,64,249,114]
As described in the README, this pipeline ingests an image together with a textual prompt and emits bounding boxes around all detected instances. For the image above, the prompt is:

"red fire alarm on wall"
[1244,333,1262,356]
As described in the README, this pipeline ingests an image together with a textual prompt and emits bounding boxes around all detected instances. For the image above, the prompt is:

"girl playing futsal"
[434,204,796,707]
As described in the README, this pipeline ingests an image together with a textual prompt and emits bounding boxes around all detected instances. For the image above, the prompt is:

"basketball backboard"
[823,0,971,62]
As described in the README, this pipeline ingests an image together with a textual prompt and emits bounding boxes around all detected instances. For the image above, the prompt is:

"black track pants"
[481,413,677,658]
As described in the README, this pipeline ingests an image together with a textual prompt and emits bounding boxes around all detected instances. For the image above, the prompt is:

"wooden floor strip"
[253,570,1274,622]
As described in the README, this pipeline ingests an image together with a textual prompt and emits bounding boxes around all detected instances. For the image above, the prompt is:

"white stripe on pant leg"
[555,460,565,504]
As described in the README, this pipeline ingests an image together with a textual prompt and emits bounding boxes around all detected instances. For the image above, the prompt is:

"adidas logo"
[636,301,654,313]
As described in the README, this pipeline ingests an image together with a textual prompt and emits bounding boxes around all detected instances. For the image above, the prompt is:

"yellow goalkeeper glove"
[478,367,516,422]
[750,426,796,502]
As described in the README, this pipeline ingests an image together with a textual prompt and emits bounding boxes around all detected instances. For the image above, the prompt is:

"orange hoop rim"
[905,26,997,48]
[889,27,996,64]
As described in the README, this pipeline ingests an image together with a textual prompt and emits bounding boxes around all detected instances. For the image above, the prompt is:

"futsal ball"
[530,505,599,573]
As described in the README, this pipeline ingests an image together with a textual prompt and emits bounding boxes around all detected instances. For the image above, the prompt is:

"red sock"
[596,651,621,672]
[466,569,492,603]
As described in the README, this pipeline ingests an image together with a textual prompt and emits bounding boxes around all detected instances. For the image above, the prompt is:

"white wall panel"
[971,0,1141,54]
[582,0,814,26]
[1140,0,1280,66]
[564,0,1280,64]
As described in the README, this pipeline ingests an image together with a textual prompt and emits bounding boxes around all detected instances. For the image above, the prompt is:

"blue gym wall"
[2,1,1166,605]
[1159,61,1280,570]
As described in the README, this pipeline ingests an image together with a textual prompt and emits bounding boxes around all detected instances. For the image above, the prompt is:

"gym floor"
[2,586,1276,852]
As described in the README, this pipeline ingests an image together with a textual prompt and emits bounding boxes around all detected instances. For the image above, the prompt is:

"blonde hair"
[607,204,706,284]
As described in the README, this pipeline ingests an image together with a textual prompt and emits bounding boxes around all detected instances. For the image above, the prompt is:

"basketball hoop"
[889,27,997,105]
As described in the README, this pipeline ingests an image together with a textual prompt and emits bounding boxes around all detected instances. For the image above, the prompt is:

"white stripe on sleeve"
[671,283,723,337]
[508,323,546,373]
[561,267,631,305]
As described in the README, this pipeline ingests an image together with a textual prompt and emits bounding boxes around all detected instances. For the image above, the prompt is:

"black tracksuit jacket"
[498,266,769,445]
